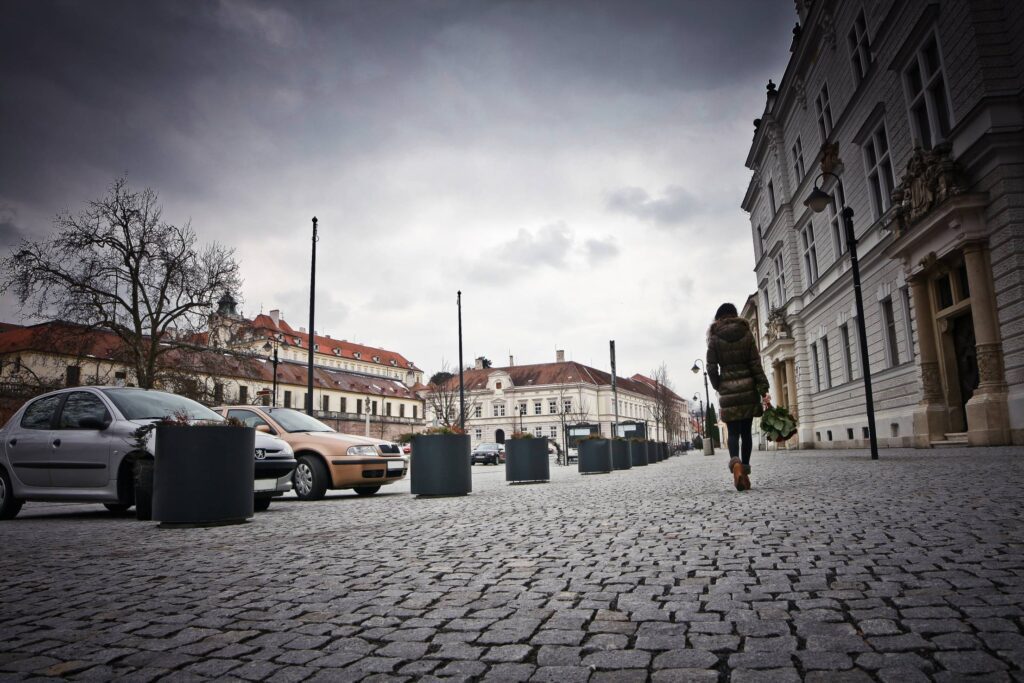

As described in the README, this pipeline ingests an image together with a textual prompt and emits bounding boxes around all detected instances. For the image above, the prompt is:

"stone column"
[773,362,785,407]
[962,241,1010,445]
[909,273,949,447]
[785,357,799,419]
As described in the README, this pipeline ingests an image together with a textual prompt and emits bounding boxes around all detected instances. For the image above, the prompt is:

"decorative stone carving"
[820,142,841,175]
[793,76,807,110]
[920,361,943,400]
[891,143,967,236]
[819,11,836,50]
[765,308,790,344]
[976,343,1005,386]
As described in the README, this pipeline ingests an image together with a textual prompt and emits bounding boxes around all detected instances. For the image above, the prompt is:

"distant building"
[743,0,1023,448]
[0,313,425,440]
[427,351,690,448]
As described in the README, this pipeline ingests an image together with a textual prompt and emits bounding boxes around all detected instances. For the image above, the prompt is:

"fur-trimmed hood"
[707,316,753,345]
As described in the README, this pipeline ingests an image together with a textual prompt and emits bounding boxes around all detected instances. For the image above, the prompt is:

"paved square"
[2,447,1023,681]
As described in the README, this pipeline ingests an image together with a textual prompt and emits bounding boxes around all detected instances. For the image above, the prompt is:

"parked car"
[471,442,504,465]
[0,387,295,520]
[213,406,407,500]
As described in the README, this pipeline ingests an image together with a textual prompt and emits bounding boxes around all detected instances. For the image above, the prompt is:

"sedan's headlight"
[346,445,378,456]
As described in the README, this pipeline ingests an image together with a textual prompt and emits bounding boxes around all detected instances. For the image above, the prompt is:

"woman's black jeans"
[726,417,754,465]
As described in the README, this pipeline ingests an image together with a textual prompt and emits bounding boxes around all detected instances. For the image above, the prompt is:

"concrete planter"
[610,440,632,470]
[410,433,471,496]
[578,439,612,474]
[629,440,649,467]
[505,438,550,483]
[153,425,255,527]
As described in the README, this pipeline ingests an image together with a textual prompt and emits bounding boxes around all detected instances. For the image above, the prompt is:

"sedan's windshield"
[102,389,223,422]
[266,408,335,433]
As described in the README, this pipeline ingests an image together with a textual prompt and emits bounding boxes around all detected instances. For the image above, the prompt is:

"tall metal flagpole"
[458,291,465,431]
[306,217,318,416]
[609,341,619,438]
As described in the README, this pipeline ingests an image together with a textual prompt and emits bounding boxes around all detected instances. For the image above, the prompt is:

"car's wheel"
[103,503,131,513]
[293,455,328,501]
[353,486,380,496]
[254,496,272,512]
[0,468,24,521]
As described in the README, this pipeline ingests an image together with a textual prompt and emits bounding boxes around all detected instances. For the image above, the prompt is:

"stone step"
[931,432,969,447]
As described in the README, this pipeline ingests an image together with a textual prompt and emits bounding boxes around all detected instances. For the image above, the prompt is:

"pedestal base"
[966,388,1011,446]
[913,400,950,448]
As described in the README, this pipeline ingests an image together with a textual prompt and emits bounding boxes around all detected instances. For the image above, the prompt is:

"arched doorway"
[495,429,505,444]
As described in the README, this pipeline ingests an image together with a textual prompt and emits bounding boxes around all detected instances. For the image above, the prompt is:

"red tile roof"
[630,374,687,403]
[248,313,420,371]
[0,321,418,399]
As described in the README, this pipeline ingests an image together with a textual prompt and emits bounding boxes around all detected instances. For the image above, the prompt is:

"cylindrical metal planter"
[505,438,550,483]
[153,425,255,526]
[410,433,472,495]
[629,440,648,467]
[658,442,667,461]
[610,440,631,470]
[645,440,658,463]
[578,439,612,474]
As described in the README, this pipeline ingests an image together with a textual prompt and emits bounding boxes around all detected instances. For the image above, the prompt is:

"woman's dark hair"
[715,303,738,320]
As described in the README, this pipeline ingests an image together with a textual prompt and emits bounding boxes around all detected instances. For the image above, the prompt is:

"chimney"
[474,357,484,370]
[269,309,280,327]
[556,349,565,363]
[299,326,306,333]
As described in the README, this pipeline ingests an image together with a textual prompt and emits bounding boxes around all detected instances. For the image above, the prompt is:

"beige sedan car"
[214,406,407,500]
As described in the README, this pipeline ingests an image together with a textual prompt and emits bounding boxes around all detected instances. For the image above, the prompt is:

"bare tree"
[554,384,591,464]
[645,363,675,441]
[423,361,480,429]
[0,177,242,389]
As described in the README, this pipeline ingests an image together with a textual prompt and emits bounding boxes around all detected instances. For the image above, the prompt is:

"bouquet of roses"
[760,401,797,443]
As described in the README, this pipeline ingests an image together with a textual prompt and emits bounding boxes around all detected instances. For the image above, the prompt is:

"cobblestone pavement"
[2,447,1023,682]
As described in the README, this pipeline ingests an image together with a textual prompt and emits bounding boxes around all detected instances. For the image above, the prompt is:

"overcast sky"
[0,0,793,398]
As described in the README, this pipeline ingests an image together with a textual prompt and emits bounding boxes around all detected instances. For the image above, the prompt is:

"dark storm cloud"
[0,0,792,226]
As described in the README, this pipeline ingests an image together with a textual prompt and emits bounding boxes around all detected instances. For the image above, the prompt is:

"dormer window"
[372,355,380,363]
[354,352,361,359]
[293,337,301,345]
[332,348,340,355]
[313,344,319,351]
[496,381,502,389]
[389,359,397,366]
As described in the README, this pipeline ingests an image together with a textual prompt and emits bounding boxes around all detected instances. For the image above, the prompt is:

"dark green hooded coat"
[706,316,771,423]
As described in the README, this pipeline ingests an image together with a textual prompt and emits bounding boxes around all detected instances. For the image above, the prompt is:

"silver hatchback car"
[0,387,295,520]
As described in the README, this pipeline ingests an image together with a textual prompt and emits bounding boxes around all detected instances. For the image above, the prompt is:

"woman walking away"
[706,303,771,491]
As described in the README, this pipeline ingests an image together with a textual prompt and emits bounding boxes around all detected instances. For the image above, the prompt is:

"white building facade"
[743,0,1023,448]
[433,353,690,449]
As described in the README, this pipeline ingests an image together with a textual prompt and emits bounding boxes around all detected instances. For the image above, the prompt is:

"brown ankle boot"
[729,457,745,491]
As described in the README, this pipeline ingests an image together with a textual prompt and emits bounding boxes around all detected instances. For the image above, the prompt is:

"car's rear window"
[102,389,222,422]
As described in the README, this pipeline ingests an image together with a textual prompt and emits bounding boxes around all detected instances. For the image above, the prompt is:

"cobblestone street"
[2,447,1023,682]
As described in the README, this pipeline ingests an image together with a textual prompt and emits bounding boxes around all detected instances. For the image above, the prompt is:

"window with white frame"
[519,401,527,416]
[840,323,854,382]
[563,398,572,413]
[792,137,806,183]
[549,426,557,439]
[474,428,482,440]
[881,298,899,367]
[810,342,821,392]
[534,400,542,415]
[774,252,787,303]
[474,404,482,418]
[801,222,819,285]
[493,401,506,417]
[762,288,771,320]
[863,121,895,219]
[821,335,832,389]
[848,10,871,85]
[901,286,915,361]
[534,426,543,437]
[904,31,952,148]
[757,225,764,258]
[767,180,777,218]
[548,398,557,414]
[827,179,848,259]
[815,83,834,143]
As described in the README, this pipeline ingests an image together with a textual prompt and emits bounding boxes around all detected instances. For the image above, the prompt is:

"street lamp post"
[692,393,705,440]
[518,403,525,433]
[306,216,318,416]
[805,172,879,460]
[262,340,279,407]
[691,359,714,455]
